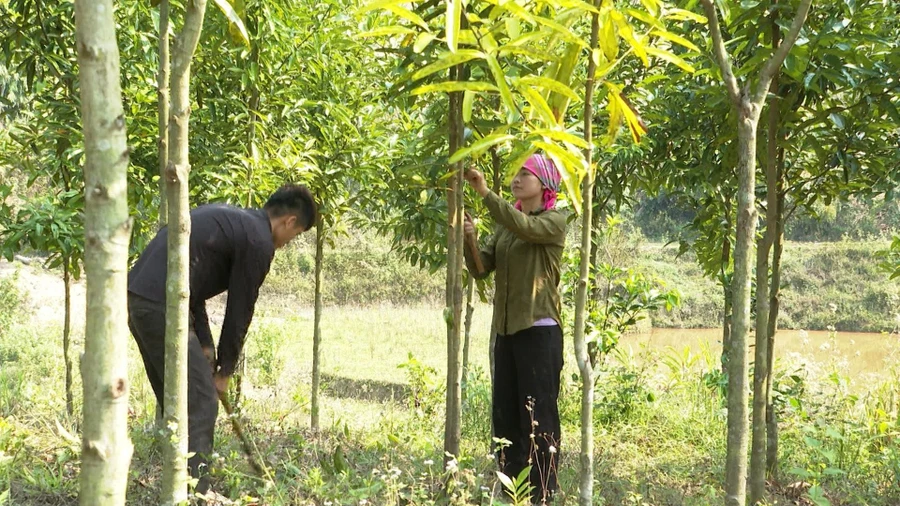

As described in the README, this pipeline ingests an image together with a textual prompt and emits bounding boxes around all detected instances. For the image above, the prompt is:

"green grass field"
[3,270,900,505]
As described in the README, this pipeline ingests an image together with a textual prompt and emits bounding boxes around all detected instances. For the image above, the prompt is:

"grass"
[3,266,900,505]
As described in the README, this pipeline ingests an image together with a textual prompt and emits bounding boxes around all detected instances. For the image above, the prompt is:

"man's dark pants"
[128,292,218,495]
[493,324,563,503]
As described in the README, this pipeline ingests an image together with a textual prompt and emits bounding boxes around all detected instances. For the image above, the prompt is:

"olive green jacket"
[464,191,567,337]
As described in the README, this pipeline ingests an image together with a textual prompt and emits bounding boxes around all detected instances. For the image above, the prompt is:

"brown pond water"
[620,328,900,386]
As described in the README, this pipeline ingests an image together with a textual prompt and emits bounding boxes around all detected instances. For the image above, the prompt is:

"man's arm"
[191,302,215,369]
[215,243,273,377]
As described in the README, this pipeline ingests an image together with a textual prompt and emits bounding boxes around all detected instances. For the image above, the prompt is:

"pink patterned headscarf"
[514,154,561,212]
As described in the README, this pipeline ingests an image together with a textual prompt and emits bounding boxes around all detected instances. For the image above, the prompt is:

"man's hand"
[464,168,489,197]
[213,372,231,399]
[201,345,216,373]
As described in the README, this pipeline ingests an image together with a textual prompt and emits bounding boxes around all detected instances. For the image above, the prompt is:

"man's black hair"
[264,184,317,231]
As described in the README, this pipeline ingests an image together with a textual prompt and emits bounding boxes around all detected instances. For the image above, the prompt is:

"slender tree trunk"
[721,234,732,375]
[443,56,466,461]
[699,2,811,503]
[766,149,785,479]
[63,258,74,417]
[74,0,134,500]
[461,274,475,397]
[725,104,759,506]
[572,5,601,504]
[157,0,169,227]
[311,211,324,431]
[162,0,207,502]
[750,17,782,503]
[155,0,170,426]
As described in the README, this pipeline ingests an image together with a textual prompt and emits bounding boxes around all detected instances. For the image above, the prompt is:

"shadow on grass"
[320,373,410,404]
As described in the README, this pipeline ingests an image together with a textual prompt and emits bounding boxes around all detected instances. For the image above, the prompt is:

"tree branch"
[699,0,741,105]
[753,0,814,105]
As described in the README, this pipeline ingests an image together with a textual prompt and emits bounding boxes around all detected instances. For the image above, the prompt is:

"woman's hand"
[464,213,476,237]
[464,168,489,197]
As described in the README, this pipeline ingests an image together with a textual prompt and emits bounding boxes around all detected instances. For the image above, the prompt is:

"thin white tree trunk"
[573,3,601,503]
[162,0,208,502]
[74,0,134,500]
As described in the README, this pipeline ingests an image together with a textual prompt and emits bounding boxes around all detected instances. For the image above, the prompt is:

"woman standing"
[463,154,567,503]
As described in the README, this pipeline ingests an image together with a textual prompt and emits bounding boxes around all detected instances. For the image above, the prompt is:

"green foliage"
[497,466,534,505]
[398,353,445,419]
[877,235,900,280]
[0,274,21,341]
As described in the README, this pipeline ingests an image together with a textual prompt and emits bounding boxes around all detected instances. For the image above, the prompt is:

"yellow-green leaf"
[518,76,579,102]
[532,128,590,149]
[612,10,648,66]
[498,45,556,61]
[625,8,663,29]
[463,90,475,123]
[608,89,648,143]
[212,0,250,46]
[664,8,707,24]
[357,0,406,15]
[640,0,660,17]
[533,14,590,49]
[411,81,499,95]
[505,17,521,39]
[447,0,462,52]
[414,32,437,53]
[486,54,518,123]
[384,3,429,29]
[449,133,515,163]
[358,25,417,38]
[411,50,485,81]
[599,10,618,61]
[605,88,624,145]
[645,47,695,72]
[557,0,601,14]
[650,29,700,52]
[503,145,539,183]
[516,84,557,125]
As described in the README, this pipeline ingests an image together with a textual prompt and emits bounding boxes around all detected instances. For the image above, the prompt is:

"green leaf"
[626,8,663,29]
[411,50,485,81]
[462,90,475,123]
[211,0,250,46]
[651,29,700,52]
[517,76,579,102]
[531,128,590,149]
[413,32,438,53]
[384,4,429,29]
[600,10,619,61]
[645,47,695,72]
[829,113,845,129]
[449,133,515,163]
[486,54,517,123]
[505,17,521,39]
[664,8,707,23]
[612,10,648,66]
[496,471,515,491]
[358,26,417,38]
[532,14,590,49]
[411,81,499,95]
[516,84,557,125]
[447,0,462,52]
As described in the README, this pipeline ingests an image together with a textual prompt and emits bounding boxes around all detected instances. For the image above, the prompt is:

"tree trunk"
[311,211,324,431]
[766,148,785,479]
[443,56,466,461]
[63,258,74,417]
[750,18,781,502]
[74,0,134,500]
[572,5,601,504]
[725,107,760,506]
[157,0,169,227]
[162,0,207,502]
[461,274,475,397]
[721,235,732,376]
